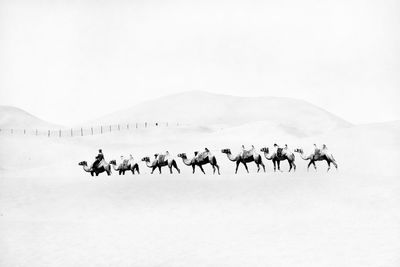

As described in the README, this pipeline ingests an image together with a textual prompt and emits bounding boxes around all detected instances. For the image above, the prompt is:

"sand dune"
[89,91,351,132]
[0,105,60,130]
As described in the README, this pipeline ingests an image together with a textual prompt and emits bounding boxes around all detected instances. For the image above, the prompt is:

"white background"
[0,0,399,125]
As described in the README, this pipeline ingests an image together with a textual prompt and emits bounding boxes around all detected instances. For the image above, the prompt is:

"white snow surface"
[0,94,399,267]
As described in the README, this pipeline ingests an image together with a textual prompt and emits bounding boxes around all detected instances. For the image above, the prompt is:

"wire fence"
[0,121,180,138]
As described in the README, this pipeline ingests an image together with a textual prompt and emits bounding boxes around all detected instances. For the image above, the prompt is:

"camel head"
[78,161,87,166]
[194,151,199,156]
[177,153,187,159]
[294,148,303,153]
[221,149,231,154]
[260,147,269,153]
[109,160,117,165]
[141,157,150,162]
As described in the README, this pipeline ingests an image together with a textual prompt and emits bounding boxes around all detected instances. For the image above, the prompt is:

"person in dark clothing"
[274,143,283,157]
[93,149,104,169]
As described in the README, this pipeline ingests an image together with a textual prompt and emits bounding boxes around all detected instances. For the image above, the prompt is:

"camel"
[141,152,180,174]
[221,147,265,174]
[109,160,140,175]
[260,147,296,172]
[78,160,112,176]
[294,148,338,171]
[177,151,220,175]
[127,159,140,175]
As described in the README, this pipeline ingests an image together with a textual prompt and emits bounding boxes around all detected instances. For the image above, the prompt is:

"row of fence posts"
[1,122,180,137]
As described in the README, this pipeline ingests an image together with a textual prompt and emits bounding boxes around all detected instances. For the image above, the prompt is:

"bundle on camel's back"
[178,149,220,174]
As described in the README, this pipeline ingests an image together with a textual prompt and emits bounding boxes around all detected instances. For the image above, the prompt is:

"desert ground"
[0,92,399,266]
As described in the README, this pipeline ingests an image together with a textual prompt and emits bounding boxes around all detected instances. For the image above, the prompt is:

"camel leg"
[169,165,173,174]
[288,161,292,172]
[292,161,296,172]
[313,161,317,171]
[136,166,140,174]
[91,172,94,177]
[173,161,180,174]
[243,162,249,173]
[307,161,313,171]
[199,165,206,174]
[192,165,195,174]
[277,161,282,172]
[212,159,220,175]
[332,160,338,170]
[256,163,260,173]
[272,160,276,172]
[210,160,216,174]
[235,161,240,174]
[326,160,331,172]
[261,161,266,173]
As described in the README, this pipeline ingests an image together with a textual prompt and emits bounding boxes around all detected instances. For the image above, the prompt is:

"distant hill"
[0,106,60,130]
[89,91,351,136]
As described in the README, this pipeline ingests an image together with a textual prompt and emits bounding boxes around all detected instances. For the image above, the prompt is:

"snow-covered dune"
[89,91,351,135]
[0,106,60,130]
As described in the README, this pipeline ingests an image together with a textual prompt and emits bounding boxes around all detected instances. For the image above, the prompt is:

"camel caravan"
[79,145,338,176]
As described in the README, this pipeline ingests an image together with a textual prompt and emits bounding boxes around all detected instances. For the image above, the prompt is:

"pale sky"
[0,0,399,126]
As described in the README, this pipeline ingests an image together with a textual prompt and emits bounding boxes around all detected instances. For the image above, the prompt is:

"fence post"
[101,126,103,134]
[136,123,138,129]
[71,128,73,137]
[91,127,93,135]
[118,124,120,131]
[36,129,38,136]
[166,122,168,127]
[59,129,61,137]
[81,128,83,136]
[109,125,112,132]
[48,130,50,137]
[127,123,129,130]
[24,129,26,134]
[11,129,13,134]
[145,122,147,128]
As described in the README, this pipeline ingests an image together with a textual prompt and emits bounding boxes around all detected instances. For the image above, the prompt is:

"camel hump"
[122,159,129,167]
[158,154,166,162]
[242,148,254,158]
[97,159,107,168]
[196,151,209,162]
